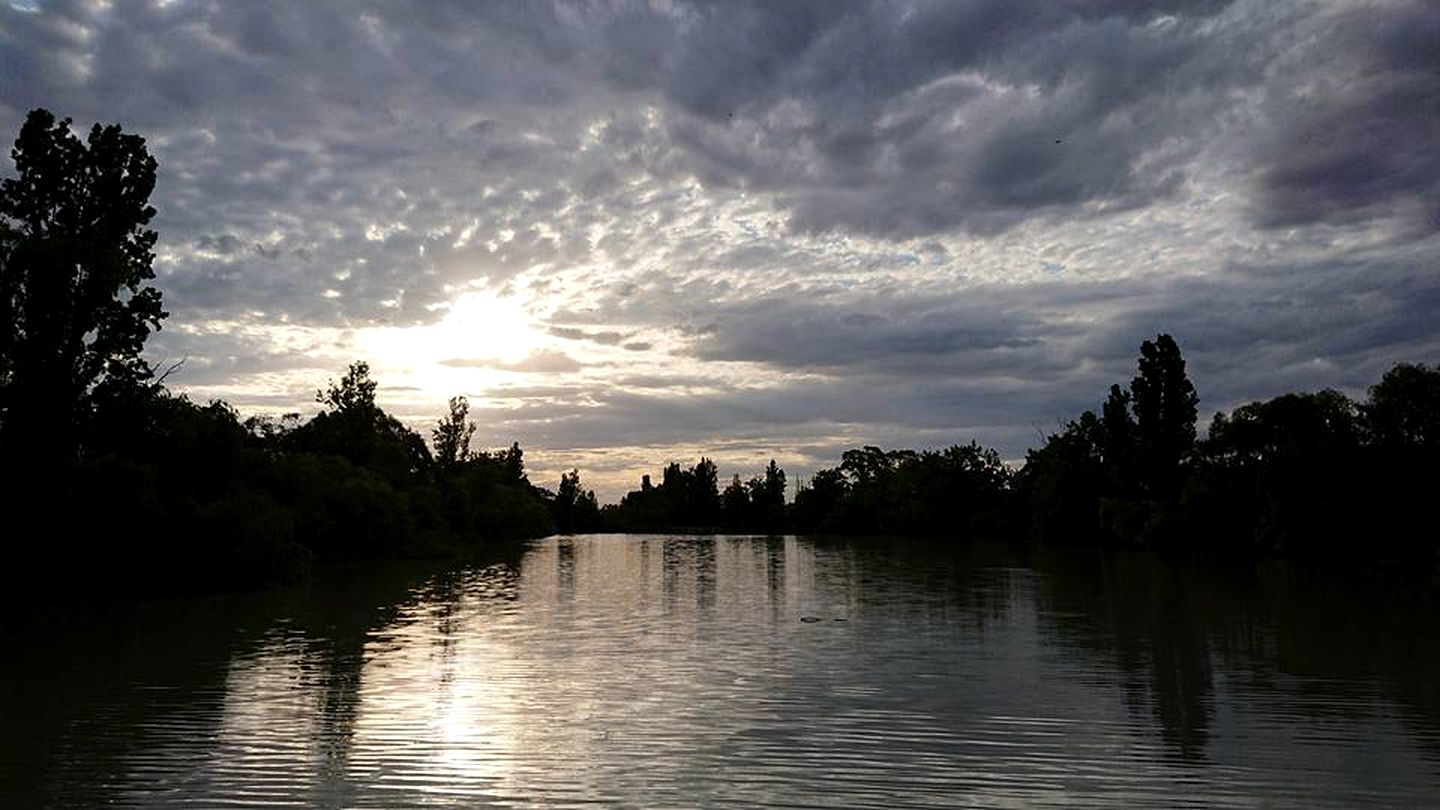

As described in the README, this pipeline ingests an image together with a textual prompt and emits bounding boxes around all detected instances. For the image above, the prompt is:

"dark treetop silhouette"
[2,109,1437,600]
[0,109,164,481]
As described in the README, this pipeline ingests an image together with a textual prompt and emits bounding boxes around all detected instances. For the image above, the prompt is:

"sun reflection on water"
[122,537,1440,807]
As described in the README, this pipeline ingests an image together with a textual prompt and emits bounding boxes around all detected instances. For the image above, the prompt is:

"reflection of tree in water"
[556,536,576,601]
[1035,549,1215,761]
[1037,549,1440,766]
[834,537,1020,634]
[295,550,528,789]
[2,557,495,807]
[659,536,719,613]
[294,564,437,783]
[662,537,683,612]
[1250,565,1440,765]
[695,539,717,611]
[1,601,253,806]
[764,536,786,614]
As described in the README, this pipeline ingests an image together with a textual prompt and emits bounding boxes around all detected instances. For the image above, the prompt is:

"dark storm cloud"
[616,0,1254,237]
[3,1,1426,326]
[1250,2,1440,233]
[535,242,1437,456]
[643,246,1440,454]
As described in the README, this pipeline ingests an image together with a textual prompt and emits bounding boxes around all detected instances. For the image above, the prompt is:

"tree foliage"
[0,108,165,468]
[433,395,476,471]
[550,468,601,534]
[607,457,733,531]
[1130,334,1199,499]
[5,110,1438,596]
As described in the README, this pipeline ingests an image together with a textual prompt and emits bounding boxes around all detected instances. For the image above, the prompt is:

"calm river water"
[3,534,1438,807]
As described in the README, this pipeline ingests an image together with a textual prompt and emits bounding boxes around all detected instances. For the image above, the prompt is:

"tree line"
[0,110,570,596]
[4,108,1437,597]
[600,337,1439,569]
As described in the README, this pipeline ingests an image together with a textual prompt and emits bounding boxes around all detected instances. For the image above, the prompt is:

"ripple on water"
[3,535,1438,808]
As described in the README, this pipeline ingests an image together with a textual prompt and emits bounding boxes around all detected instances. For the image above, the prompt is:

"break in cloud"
[1,0,1435,499]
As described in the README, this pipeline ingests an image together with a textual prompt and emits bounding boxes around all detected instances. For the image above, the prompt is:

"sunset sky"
[2,0,1435,500]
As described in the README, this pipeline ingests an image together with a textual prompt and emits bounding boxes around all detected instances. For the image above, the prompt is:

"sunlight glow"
[355,290,548,400]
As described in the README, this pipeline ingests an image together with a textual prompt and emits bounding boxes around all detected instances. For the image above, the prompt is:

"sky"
[1,0,1436,501]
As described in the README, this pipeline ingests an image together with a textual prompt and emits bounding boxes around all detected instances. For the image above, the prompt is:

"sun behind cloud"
[356,289,551,400]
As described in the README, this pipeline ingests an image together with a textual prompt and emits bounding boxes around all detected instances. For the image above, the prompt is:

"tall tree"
[0,109,165,468]
[721,473,749,528]
[432,395,476,471]
[1130,334,1198,500]
[747,459,787,530]
[1100,383,1137,494]
[689,457,720,525]
[295,361,431,481]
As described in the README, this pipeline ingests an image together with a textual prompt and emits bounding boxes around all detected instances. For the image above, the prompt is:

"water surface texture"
[4,535,1438,807]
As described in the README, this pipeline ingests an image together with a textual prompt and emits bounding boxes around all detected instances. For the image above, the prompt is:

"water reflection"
[1035,550,1216,760]
[2,536,1438,807]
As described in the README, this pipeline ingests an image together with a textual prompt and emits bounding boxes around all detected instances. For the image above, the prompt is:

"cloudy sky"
[2,0,1436,500]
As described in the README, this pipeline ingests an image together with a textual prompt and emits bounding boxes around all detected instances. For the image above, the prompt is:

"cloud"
[602,0,1257,238]
[1248,2,1440,234]
[443,349,584,375]
[2,0,1435,502]
[548,326,630,345]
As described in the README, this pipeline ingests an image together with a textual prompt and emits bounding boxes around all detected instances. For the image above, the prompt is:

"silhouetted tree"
[748,459,787,530]
[1189,389,1363,553]
[1365,362,1440,449]
[1359,363,1440,561]
[1100,383,1138,495]
[502,441,526,484]
[1021,413,1106,544]
[292,361,431,484]
[432,395,475,472]
[0,108,165,474]
[791,467,848,532]
[551,468,600,533]
[689,457,721,526]
[1021,336,1198,546]
[720,473,750,529]
[1130,334,1198,501]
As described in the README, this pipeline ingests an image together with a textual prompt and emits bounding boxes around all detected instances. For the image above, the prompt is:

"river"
[3,534,1437,807]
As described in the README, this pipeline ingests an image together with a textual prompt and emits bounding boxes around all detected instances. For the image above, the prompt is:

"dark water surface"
[3,535,1438,807]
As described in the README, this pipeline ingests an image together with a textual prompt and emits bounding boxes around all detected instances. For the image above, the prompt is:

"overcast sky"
[2,0,1436,500]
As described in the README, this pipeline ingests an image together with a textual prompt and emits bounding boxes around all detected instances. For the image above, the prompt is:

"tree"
[1130,334,1198,500]
[791,467,847,532]
[319,360,378,415]
[1360,363,1440,561]
[1191,389,1363,552]
[1100,383,1137,494]
[688,457,721,526]
[1365,362,1440,449]
[432,395,476,471]
[1021,413,1105,544]
[0,109,165,469]
[721,473,750,528]
[502,441,527,484]
[551,468,600,533]
[748,459,787,530]
[293,360,431,481]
